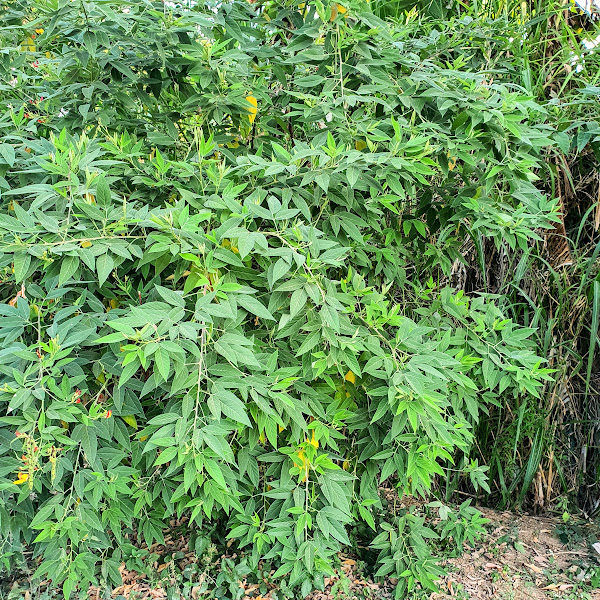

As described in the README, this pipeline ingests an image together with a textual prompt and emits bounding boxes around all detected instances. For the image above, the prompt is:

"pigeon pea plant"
[0,0,557,597]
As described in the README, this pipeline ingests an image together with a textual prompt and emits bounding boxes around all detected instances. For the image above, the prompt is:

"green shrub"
[0,0,558,596]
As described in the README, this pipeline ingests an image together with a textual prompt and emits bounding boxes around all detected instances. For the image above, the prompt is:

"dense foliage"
[0,0,597,597]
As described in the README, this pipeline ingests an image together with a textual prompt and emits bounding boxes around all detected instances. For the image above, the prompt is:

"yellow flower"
[342,460,350,470]
[80,240,92,248]
[292,450,303,468]
[246,95,258,125]
[292,448,311,482]
[447,152,457,171]
[35,28,44,34]
[13,472,29,484]
[21,36,35,52]
[330,3,348,20]
[345,370,356,384]
[308,430,319,449]
[222,238,240,254]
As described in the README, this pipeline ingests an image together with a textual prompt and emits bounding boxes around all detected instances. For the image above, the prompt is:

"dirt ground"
[429,508,597,600]
[305,507,597,600]
[80,509,600,599]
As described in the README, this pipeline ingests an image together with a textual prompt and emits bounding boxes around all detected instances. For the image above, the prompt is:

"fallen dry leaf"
[526,563,543,574]
[541,582,573,591]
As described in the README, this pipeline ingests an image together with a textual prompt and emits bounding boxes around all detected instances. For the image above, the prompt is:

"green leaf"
[237,232,255,259]
[271,258,291,286]
[154,446,178,466]
[236,294,275,321]
[73,424,97,466]
[0,143,15,167]
[346,166,360,188]
[95,332,126,344]
[96,254,114,287]
[212,390,251,427]
[155,284,185,307]
[59,255,79,286]
[148,413,180,426]
[315,172,330,193]
[358,504,376,530]
[289,288,307,318]
[96,176,112,206]
[204,458,227,490]
[184,268,210,293]
[413,220,427,238]
[13,252,31,283]
[296,330,321,356]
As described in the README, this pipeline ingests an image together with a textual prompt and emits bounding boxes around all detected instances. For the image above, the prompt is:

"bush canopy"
[0,0,588,597]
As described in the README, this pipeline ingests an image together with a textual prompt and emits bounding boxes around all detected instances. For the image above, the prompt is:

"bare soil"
[430,508,596,600]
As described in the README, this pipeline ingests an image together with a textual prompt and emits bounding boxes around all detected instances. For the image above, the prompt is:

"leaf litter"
[9,509,597,599]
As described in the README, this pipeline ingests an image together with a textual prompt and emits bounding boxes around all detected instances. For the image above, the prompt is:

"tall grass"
[372,0,600,511]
